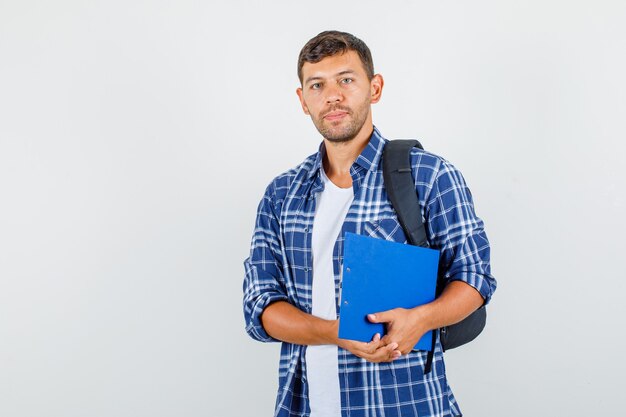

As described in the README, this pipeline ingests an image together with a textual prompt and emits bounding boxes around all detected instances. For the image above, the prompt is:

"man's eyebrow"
[304,76,324,85]
[304,70,357,85]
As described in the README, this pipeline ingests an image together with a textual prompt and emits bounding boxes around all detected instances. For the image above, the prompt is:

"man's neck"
[322,124,373,189]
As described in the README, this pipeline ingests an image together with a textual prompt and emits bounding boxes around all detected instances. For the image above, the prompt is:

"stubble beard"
[312,100,370,143]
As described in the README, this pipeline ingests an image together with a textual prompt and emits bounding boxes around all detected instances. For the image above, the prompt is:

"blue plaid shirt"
[243,127,496,417]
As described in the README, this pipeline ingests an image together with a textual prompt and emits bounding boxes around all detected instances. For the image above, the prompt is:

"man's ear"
[370,74,384,104]
[296,87,310,115]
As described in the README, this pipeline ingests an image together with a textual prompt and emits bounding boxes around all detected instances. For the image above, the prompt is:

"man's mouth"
[323,110,349,121]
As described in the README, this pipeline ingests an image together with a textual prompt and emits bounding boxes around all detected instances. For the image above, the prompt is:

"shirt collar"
[354,126,386,173]
[306,126,387,181]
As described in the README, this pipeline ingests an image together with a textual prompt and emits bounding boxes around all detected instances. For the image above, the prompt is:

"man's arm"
[262,301,402,362]
[243,183,290,343]
[245,182,401,362]
[261,301,337,345]
[370,156,496,354]
[368,281,484,354]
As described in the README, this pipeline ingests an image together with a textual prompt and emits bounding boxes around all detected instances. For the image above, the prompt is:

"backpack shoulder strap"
[382,140,428,247]
[383,139,438,373]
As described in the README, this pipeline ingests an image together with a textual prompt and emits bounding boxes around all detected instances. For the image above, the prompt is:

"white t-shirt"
[306,167,354,417]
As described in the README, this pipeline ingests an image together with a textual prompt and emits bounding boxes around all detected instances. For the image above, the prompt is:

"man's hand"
[367,308,429,355]
[262,302,398,362]
[337,333,402,363]
[367,281,486,355]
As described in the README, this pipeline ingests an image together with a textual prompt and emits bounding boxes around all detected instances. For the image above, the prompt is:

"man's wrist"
[325,319,340,345]
[410,303,437,334]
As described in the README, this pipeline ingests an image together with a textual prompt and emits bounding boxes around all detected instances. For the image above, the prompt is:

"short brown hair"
[297,30,374,84]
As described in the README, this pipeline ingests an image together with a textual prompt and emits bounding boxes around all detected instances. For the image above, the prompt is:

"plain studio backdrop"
[1,1,625,416]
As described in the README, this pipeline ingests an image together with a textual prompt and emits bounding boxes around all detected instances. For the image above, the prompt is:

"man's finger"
[371,342,398,361]
[381,342,401,361]
[368,311,393,323]
[386,342,399,353]
[349,338,381,355]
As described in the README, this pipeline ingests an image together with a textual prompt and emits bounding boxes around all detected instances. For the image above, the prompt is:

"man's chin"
[324,135,355,143]
[317,125,358,143]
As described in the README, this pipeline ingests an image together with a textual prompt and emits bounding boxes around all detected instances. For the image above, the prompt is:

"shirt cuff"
[245,291,289,343]
[447,272,495,305]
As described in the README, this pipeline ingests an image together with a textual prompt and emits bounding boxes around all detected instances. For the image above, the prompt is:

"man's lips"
[323,111,349,121]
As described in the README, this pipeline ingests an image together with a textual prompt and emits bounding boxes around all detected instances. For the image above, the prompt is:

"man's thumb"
[367,312,390,323]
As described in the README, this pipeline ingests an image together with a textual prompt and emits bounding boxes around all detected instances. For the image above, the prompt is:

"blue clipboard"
[338,232,439,351]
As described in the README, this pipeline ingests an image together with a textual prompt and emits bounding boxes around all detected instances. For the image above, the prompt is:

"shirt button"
[304,227,309,232]
[304,267,309,272]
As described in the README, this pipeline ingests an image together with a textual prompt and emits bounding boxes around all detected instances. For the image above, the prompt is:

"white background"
[1,1,625,416]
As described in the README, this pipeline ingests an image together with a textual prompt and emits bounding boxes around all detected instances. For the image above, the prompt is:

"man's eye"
[311,83,321,90]
[341,78,353,84]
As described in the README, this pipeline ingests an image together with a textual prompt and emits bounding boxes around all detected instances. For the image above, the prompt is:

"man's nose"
[325,85,343,104]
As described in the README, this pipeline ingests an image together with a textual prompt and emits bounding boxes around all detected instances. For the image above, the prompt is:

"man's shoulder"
[407,145,448,179]
[404,144,469,198]
[263,151,319,202]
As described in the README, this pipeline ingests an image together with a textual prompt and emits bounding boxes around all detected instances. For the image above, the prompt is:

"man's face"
[297,51,383,143]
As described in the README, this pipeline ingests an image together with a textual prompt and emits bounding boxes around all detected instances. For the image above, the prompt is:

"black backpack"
[382,139,487,373]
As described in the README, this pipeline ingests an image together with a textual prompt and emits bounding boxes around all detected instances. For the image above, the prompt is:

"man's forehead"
[301,50,366,81]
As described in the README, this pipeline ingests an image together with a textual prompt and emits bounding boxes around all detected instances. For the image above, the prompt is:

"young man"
[243,30,496,417]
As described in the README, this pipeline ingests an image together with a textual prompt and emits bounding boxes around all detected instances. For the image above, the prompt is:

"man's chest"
[276,174,409,307]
